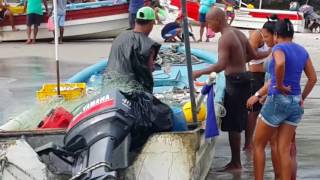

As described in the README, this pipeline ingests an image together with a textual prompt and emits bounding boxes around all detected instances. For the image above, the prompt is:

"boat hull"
[123,130,216,180]
[170,0,305,32]
[0,128,216,180]
[231,7,305,33]
[0,4,129,41]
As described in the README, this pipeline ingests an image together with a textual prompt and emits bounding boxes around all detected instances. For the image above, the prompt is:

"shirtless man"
[193,7,270,171]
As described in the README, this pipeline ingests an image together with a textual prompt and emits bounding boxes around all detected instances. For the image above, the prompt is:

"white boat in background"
[0,1,130,42]
[229,0,305,32]
[171,0,306,32]
[231,7,305,33]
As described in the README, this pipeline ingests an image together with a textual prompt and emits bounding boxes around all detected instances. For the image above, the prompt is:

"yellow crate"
[7,6,24,15]
[36,83,86,102]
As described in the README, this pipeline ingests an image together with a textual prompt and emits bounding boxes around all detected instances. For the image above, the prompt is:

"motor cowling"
[65,90,135,179]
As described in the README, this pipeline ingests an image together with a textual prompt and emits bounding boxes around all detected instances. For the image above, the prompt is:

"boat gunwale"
[0,128,66,138]
[0,127,205,138]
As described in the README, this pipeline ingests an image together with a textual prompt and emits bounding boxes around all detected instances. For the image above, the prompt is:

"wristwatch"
[254,92,262,98]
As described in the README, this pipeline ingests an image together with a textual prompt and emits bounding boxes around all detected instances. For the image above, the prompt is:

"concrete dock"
[0,25,320,179]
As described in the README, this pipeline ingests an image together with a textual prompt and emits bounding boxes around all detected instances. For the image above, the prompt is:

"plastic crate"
[36,83,86,102]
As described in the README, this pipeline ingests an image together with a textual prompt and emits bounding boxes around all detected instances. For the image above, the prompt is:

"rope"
[69,162,113,180]
[0,154,38,180]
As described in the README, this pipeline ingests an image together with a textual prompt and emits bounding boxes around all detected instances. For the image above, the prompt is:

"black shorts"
[249,72,265,112]
[27,13,43,26]
[221,72,251,132]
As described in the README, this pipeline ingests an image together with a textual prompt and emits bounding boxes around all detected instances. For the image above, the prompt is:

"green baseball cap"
[136,7,156,20]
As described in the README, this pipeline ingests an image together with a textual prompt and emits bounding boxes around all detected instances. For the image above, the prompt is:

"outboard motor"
[37,90,135,180]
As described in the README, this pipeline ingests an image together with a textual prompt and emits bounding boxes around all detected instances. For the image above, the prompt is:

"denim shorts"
[260,94,304,127]
[52,15,65,27]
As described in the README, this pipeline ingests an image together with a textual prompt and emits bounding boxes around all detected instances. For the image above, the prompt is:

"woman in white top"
[243,15,278,151]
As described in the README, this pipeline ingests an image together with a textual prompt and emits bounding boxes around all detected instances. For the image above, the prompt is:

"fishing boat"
[170,0,306,32]
[229,6,305,33]
[0,128,216,180]
[0,0,130,42]
[0,45,224,180]
[0,0,224,175]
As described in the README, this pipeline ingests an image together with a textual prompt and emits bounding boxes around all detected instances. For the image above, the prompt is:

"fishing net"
[101,71,145,93]
[154,89,191,107]
[4,45,210,131]
[156,45,202,66]
[0,95,93,131]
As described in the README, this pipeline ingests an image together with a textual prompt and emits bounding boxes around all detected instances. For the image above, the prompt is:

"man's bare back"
[218,27,251,75]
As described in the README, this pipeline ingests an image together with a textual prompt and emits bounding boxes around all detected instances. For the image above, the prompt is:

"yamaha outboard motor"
[37,89,173,179]
[37,90,135,180]
[66,90,135,179]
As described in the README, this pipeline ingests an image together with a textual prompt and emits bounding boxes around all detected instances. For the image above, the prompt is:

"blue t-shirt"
[199,0,215,14]
[129,0,144,13]
[268,42,309,95]
[161,22,180,38]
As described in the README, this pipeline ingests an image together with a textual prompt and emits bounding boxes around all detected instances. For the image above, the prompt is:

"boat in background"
[0,0,130,42]
[230,6,305,33]
[170,0,306,32]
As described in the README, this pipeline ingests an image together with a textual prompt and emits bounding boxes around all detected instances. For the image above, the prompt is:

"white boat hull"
[124,130,216,180]
[0,13,129,41]
[232,8,305,33]
[0,129,217,180]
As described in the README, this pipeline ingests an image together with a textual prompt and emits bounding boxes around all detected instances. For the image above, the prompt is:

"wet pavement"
[0,57,91,124]
[0,26,320,179]
[206,97,320,180]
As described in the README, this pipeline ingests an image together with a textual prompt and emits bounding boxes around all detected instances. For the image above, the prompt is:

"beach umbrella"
[53,0,61,95]
[180,0,198,127]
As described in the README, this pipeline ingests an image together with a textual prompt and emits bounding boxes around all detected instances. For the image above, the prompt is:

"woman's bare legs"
[253,118,276,180]
[270,130,281,179]
[277,124,296,180]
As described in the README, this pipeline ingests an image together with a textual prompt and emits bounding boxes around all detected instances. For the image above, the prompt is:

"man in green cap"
[106,6,160,93]
[105,7,173,150]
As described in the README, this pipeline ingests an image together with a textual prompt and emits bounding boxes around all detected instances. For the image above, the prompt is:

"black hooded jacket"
[106,31,161,93]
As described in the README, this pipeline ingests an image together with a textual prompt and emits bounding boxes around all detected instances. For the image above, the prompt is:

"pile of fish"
[156,45,202,66]
[154,89,191,107]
